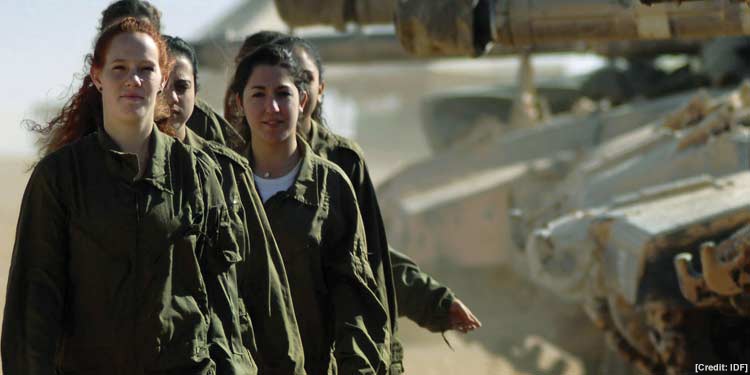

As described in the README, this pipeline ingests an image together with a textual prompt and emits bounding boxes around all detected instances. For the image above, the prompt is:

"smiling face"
[92,32,165,128]
[164,55,196,131]
[239,64,307,145]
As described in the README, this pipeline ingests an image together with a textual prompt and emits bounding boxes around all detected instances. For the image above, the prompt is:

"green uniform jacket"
[389,249,455,332]
[187,98,247,152]
[250,139,388,375]
[2,128,233,375]
[307,121,456,339]
[185,129,306,375]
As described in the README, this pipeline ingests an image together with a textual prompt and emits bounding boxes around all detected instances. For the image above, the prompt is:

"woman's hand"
[448,299,482,333]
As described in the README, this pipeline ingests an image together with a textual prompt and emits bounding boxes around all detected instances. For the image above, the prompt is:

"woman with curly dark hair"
[223,30,287,143]
[99,0,162,32]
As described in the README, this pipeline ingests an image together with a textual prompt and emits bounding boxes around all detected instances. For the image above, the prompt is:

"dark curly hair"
[99,0,161,31]
[223,31,288,128]
[227,44,309,133]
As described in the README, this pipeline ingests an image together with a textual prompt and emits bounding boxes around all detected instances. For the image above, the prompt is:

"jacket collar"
[184,126,205,149]
[246,134,320,207]
[289,136,319,207]
[306,119,321,152]
[97,125,173,193]
[195,98,247,150]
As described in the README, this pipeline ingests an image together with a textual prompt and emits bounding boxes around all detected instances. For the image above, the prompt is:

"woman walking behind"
[228,44,388,374]
[163,35,305,375]
[2,18,234,375]
[285,36,482,338]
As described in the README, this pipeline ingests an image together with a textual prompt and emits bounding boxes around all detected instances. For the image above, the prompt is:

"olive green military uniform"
[248,138,388,375]
[187,98,247,152]
[389,248,455,332]
[185,129,306,375]
[2,128,233,374]
[306,120,459,369]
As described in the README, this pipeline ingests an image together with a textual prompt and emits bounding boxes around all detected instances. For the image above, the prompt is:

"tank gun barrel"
[404,0,750,56]
[641,0,748,4]
[193,33,702,68]
[275,0,750,57]
[491,0,750,48]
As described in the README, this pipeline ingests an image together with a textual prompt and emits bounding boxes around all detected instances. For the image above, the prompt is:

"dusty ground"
[395,264,606,375]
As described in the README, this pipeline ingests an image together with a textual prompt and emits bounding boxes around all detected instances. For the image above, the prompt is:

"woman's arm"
[326,176,389,374]
[2,163,69,374]
[390,247,455,331]
[342,146,477,335]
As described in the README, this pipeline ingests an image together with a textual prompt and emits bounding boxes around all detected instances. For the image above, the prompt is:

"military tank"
[524,82,750,372]
[371,61,741,373]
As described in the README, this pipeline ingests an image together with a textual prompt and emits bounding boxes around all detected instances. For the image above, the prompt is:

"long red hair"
[32,17,173,156]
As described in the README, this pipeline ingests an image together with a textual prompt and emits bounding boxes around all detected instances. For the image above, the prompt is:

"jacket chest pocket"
[274,204,324,258]
[168,223,210,314]
[200,205,248,356]
[205,205,243,274]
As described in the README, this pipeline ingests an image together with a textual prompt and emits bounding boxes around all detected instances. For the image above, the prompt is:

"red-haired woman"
[96,0,244,149]
[2,18,238,374]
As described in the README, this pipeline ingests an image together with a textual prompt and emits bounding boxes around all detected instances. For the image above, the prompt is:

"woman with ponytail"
[281,35,482,360]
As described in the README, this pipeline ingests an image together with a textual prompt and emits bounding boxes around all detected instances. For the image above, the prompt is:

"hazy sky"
[0,0,239,156]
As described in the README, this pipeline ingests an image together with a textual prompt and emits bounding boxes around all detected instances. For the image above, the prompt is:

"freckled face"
[239,64,306,145]
[164,55,196,129]
[93,32,164,126]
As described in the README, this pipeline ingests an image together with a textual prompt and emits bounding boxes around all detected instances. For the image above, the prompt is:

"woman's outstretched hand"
[449,299,482,333]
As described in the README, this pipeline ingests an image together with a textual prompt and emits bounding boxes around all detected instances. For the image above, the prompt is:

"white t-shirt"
[254,161,302,203]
